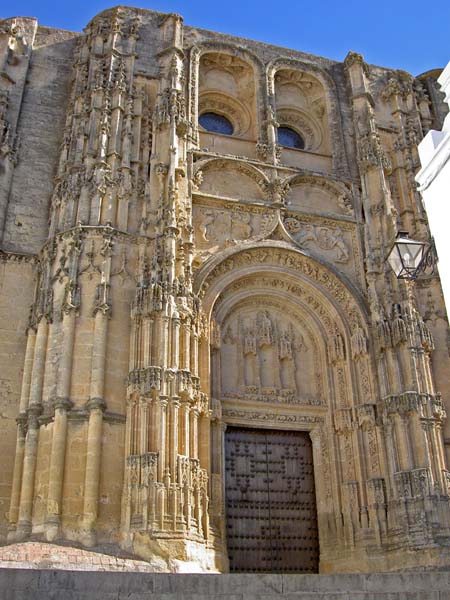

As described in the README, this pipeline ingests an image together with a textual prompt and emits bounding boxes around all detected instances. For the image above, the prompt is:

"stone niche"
[275,69,330,155]
[198,51,258,158]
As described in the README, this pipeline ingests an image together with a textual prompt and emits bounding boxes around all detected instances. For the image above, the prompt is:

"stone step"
[1,569,450,599]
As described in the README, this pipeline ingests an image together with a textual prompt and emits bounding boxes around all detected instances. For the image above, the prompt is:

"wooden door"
[225,427,319,573]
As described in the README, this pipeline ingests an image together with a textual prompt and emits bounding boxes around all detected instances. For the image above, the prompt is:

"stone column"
[191,334,198,377]
[76,183,91,224]
[46,398,71,541]
[171,317,180,369]
[179,399,190,456]
[45,310,76,539]
[168,398,179,479]
[81,398,106,546]
[29,319,49,407]
[427,413,447,490]
[15,316,49,540]
[90,309,109,402]
[81,307,109,546]
[157,398,168,481]
[190,406,199,460]
[149,396,158,453]
[7,421,26,540]
[181,322,190,370]
[19,328,36,414]
[16,407,41,540]
[410,411,429,469]
[394,415,412,472]
[198,407,211,474]
[8,327,37,539]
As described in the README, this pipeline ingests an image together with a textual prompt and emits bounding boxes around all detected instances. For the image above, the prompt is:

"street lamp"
[387,231,437,280]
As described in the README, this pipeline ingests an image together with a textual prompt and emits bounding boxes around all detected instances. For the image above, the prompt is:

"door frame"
[221,417,323,572]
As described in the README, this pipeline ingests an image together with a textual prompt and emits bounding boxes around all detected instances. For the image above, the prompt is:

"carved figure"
[198,210,215,241]
[258,311,273,346]
[279,331,293,360]
[243,327,257,355]
[285,219,350,263]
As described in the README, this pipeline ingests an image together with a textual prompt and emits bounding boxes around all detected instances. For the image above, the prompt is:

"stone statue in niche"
[284,217,350,263]
[243,326,257,355]
[328,325,346,364]
[257,310,274,347]
[351,322,368,359]
[279,331,293,360]
[219,308,319,405]
[222,325,235,344]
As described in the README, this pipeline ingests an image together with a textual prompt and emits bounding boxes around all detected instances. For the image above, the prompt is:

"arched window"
[278,126,305,150]
[199,112,233,135]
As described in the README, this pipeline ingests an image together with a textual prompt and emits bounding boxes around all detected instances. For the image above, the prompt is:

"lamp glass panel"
[402,241,425,269]
[388,245,404,277]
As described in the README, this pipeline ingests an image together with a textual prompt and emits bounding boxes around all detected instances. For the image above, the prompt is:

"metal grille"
[225,427,319,573]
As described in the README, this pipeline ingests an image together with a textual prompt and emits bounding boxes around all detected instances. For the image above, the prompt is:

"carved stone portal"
[2,5,450,578]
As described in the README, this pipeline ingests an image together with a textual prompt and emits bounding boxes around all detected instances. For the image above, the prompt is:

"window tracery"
[198,91,251,137]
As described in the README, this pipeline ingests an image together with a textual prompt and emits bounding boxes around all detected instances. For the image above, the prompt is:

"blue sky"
[3,0,449,75]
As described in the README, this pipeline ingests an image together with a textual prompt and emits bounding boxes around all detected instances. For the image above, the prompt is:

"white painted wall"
[416,61,450,310]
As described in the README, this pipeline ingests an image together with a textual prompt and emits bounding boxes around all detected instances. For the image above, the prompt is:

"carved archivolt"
[206,258,373,431]
[201,52,254,79]
[276,107,323,151]
[192,41,265,76]
[285,173,354,216]
[267,58,335,97]
[193,157,269,198]
[218,274,335,330]
[196,242,369,332]
[198,91,252,137]
[274,69,325,97]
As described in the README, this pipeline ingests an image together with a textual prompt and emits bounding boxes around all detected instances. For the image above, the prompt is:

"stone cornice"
[0,249,38,264]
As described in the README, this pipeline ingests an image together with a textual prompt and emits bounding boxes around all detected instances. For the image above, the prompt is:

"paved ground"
[0,541,155,572]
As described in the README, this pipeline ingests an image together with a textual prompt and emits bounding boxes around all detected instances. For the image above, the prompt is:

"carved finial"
[382,70,414,101]
[344,51,370,76]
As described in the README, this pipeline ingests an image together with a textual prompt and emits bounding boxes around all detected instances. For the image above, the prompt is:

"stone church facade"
[0,6,450,574]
